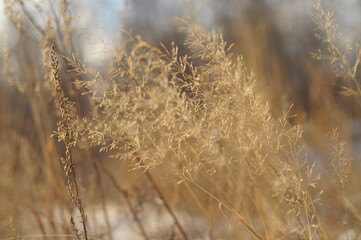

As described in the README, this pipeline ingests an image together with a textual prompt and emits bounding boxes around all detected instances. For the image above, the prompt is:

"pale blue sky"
[0,0,360,57]
[1,1,360,37]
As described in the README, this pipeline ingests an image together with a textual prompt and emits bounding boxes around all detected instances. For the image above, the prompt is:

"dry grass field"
[1,0,361,239]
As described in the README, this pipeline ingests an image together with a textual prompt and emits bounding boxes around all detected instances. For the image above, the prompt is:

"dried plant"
[51,43,89,240]
[311,0,361,97]
[327,130,351,191]
[1,1,361,240]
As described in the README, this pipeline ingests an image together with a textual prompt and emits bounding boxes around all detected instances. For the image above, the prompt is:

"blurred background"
[1,0,361,239]
[1,0,361,148]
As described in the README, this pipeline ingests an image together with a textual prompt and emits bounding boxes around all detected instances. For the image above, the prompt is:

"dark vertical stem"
[89,149,150,240]
[91,160,114,240]
[144,170,188,240]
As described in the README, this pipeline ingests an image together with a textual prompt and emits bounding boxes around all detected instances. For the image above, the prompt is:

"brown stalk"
[55,38,185,239]
[48,26,149,238]
[122,138,189,239]
[143,169,189,240]
[187,180,263,240]
[134,130,189,239]
[60,58,150,239]
[90,156,114,240]
[51,43,89,240]
[88,149,150,240]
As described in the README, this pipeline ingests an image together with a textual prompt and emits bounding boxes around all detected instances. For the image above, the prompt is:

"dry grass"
[1,0,361,239]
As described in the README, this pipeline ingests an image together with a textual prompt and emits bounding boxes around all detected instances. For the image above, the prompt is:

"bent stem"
[186,179,263,240]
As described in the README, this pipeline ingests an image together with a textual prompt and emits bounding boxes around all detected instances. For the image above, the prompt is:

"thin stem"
[187,180,263,240]
[51,43,89,240]
[144,170,189,240]
[89,149,150,240]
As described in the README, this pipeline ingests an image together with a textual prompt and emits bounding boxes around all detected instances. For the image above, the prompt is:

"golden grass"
[1,1,361,239]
